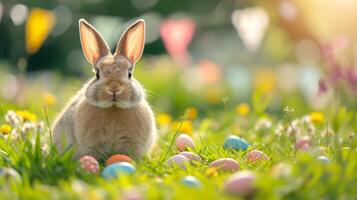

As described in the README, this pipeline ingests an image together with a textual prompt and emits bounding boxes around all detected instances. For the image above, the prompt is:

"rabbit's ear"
[79,19,110,64]
[115,19,145,63]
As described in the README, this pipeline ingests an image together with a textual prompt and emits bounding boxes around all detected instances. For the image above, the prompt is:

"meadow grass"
[0,97,356,200]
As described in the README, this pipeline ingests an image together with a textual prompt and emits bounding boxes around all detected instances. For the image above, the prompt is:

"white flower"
[255,118,272,131]
[274,123,284,136]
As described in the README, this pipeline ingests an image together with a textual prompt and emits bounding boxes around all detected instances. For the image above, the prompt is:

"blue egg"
[101,162,136,179]
[223,135,249,151]
[181,176,202,187]
[317,156,330,164]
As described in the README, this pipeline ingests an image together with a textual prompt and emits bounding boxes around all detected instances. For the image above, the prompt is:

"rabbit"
[53,18,156,160]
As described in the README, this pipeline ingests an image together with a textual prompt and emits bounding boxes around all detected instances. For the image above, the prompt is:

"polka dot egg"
[102,162,136,179]
[208,158,240,172]
[79,155,100,174]
[175,133,195,152]
[106,154,133,166]
[246,150,269,162]
[223,135,249,151]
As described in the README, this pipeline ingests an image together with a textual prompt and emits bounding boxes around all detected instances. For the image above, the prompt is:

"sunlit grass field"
[0,60,356,200]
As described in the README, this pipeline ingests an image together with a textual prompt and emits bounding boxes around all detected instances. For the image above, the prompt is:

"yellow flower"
[157,113,172,126]
[236,103,250,117]
[186,107,198,120]
[42,92,57,106]
[16,110,37,122]
[172,120,193,135]
[310,112,324,124]
[205,167,218,178]
[0,124,12,135]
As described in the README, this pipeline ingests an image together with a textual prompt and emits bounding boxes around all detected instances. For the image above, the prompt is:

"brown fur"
[53,19,156,160]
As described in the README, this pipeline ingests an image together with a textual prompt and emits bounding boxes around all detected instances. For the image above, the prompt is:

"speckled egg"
[167,155,189,169]
[101,162,136,179]
[179,151,202,162]
[223,135,249,151]
[208,158,240,172]
[181,176,202,187]
[246,150,269,163]
[106,154,133,166]
[296,137,310,150]
[79,155,100,174]
[176,134,195,151]
[223,171,256,197]
[317,156,330,164]
[0,167,22,183]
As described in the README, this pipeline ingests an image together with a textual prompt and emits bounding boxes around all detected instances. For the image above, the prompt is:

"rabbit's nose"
[106,87,122,96]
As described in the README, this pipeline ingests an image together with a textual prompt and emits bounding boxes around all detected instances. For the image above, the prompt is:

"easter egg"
[179,151,202,162]
[176,134,195,151]
[106,154,133,166]
[101,162,136,179]
[79,155,100,174]
[270,163,292,178]
[167,155,189,169]
[181,176,202,187]
[223,135,249,151]
[223,171,256,197]
[296,137,310,150]
[208,158,240,172]
[317,156,330,164]
[0,167,22,183]
[246,150,269,163]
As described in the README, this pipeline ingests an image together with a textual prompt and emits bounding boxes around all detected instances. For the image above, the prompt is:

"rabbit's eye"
[96,71,100,79]
[128,71,132,79]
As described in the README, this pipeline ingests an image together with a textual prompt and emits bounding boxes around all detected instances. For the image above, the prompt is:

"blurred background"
[0,0,356,118]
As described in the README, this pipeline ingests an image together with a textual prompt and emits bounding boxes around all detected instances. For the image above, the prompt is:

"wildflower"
[274,123,284,136]
[157,113,172,126]
[236,103,250,117]
[42,92,57,106]
[5,110,20,126]
[254,118,272,131]
[310,112,324,124]
[16,110,37,122]
[186,107,198,120]
[0,124,12,135]
[172,120,193,135]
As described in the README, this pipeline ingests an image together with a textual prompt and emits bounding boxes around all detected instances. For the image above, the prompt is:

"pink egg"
[79,155,100,174]
[179,151,202,162]
[208,158,240,171]
[246,150,269,163]
[167,155,189,169]
[175,134,195,152]
[296,137,310,150]
[223,171,256,197]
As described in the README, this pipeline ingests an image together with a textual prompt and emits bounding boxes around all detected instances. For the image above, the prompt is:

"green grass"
[0,99,356,200]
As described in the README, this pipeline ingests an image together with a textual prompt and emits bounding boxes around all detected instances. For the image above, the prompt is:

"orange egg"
[105,154,133,166]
